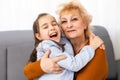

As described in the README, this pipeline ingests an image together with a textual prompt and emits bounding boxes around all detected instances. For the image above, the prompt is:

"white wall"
[80,0,120,60]
[0,0,120,60]
[0,0,71,31]
[96,0,120,60]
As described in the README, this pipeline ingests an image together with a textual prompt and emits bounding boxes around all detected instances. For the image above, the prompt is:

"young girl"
[28,13,103,80]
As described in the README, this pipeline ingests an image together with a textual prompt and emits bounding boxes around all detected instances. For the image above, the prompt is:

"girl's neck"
[70,36,88,55]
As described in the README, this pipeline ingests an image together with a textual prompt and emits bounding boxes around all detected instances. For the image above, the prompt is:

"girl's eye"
[52,22,57,26]
[43,26,48,29]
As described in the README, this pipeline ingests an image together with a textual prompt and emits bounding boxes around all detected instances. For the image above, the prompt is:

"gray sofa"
[0,25,120,80]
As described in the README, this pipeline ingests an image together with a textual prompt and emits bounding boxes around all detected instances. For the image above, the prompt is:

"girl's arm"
[40,40,95,72]
[45,36,103,72]
[56,46,95,72]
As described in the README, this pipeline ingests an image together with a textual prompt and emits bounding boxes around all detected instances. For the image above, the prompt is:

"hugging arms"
[24,1,108,80]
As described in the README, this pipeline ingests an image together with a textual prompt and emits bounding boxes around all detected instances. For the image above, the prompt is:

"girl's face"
[60,9,86,39]
[36,15,61,42]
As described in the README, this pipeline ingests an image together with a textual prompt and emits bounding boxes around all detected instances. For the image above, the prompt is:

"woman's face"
[37,15,61,42]
[60,9,86,39]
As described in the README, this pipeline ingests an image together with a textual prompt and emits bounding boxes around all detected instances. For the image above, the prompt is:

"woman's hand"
[40,50,67,74]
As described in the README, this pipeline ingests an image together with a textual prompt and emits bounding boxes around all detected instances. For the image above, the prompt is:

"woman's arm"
[23,50,66,80]
[23,60,44,80]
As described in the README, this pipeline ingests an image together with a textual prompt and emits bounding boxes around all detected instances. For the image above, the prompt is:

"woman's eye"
[61,21,67,24]
[72,18,78,21]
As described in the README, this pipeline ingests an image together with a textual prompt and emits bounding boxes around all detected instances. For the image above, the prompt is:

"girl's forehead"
[38,15,56,26]
[40,15,54,20]
[41,15,56,22]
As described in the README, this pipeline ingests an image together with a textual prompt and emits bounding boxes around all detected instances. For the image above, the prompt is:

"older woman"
[24,1,108,80]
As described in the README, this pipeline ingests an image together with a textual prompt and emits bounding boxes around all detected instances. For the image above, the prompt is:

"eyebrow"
[61,15,77,19]
[60,17,66,20]
[40,20,57,27]
[52,19,57,22]
[40,23,47,28]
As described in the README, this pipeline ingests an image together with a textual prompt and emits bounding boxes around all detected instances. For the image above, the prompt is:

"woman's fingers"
[49,56,66,73]
[51,64,64,74]
[40,50,66,74]
[42,49,51,58]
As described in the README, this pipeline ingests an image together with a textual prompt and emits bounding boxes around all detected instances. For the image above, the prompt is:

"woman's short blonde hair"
[57,1,92,39]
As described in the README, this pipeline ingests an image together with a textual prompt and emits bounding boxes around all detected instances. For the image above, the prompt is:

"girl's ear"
[35,33,41,40]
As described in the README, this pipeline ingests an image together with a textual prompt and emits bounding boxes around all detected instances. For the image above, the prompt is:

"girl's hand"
[40,50,67,74]
[99,43,105,50]
[90,36,104,50]
[90,32,105,50]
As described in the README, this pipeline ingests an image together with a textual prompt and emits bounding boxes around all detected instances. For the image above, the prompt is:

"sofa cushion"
[7,42,34,80]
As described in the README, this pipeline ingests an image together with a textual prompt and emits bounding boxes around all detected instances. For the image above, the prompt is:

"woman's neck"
[70,36,88,55]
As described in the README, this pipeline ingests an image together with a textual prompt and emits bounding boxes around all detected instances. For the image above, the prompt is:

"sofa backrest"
[0,30,34,80]
[0,26,117,80]
[91,25,117,79]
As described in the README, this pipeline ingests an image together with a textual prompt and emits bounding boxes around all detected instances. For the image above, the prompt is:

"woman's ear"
[83,23,87,30]
[35,33,41,40]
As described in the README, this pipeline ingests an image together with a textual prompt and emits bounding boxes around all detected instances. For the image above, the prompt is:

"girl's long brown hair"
[28,13,49,62]
[28,13,65,62]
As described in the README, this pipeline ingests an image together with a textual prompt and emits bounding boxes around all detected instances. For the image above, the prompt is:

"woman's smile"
[67,29,76,33]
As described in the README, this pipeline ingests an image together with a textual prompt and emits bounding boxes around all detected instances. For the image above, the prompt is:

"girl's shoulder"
[39,39,57,46]
[61,36,69,43]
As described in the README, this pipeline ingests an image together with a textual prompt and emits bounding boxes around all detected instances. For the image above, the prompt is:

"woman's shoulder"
[95,48,106,54]
[94,48,107,60]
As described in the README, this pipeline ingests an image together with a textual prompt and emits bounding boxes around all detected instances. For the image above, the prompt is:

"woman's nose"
[67,22,73,28]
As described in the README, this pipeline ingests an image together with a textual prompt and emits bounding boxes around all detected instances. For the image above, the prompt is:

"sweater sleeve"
[23,60,45,80]
[75,48,108,80]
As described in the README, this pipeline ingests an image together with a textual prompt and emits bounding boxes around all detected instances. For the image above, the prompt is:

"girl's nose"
[50,26,55,31]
